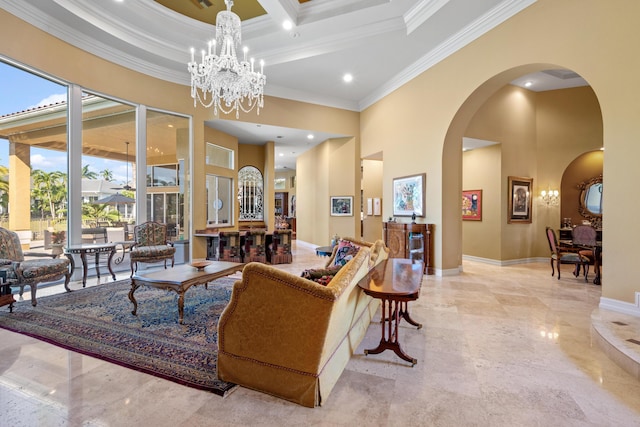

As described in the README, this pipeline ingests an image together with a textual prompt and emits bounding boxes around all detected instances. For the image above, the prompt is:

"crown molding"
[359,0,537,110]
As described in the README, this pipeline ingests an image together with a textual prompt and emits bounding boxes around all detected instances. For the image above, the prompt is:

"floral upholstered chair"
[0,227,71,308]
[129,221,176,276]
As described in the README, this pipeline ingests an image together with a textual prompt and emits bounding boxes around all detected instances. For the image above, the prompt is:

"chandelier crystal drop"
[187,0,266,118]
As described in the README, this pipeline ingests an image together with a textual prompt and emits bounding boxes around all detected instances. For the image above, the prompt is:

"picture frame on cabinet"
[393,173,425,217]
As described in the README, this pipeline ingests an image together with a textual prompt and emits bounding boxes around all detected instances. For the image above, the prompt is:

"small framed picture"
[508,176,533,223]
[330,196,353,216]
[462,189,482,221]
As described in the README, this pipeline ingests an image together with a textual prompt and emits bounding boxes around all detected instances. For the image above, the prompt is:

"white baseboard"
[462,255,547,266]
[599,297,640,318]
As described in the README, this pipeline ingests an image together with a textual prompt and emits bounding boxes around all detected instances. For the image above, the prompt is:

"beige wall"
[362,159,383,243]
[462,145,501,260]
[4,0,640,305]
[361,0,639,305]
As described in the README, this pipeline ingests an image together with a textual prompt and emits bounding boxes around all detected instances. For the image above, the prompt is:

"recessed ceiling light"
[524,81,533,87]
[282,20,293,31]
[307,134,314,140]
[343,73,353,83]
[279,153,284,157]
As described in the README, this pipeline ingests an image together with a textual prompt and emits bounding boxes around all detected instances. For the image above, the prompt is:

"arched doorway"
[443,65,603,269]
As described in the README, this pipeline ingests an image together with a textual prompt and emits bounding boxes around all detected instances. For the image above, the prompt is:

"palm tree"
[82,202,119,225]
[82,164,98,180]
[31,169,67,219]
[100,168,114,181]
[0,164,8,215]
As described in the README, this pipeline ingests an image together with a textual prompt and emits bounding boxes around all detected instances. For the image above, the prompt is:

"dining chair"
[545,227,591,282]
[572,225,598,276]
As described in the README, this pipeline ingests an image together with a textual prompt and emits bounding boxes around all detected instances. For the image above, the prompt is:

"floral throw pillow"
[332,240,360,267]
[301,265,342,286]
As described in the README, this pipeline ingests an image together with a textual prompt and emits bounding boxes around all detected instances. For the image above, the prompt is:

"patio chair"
[0,227,71,308]
[129,221,176,276]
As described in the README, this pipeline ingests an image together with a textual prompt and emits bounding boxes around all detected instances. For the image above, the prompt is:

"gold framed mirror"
[578,174,602,227]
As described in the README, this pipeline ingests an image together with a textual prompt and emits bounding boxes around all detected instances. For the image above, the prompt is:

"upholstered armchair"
[219,231,242,263]
[129,221,176,276]
[243,229,267,263]
[545,227,591,282]
[271,229,293,264]
[0,227,71,308]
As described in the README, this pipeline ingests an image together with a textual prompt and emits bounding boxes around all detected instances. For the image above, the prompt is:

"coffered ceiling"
[1,0,588,170]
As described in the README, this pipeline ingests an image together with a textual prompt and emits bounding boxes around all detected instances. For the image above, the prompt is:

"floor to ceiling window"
[0,57,192,251]
[0,60,68,245]
[146,109,190,239]
[81,93,136,228]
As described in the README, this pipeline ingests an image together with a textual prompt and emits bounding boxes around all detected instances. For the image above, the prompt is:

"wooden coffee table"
[129,261,245,324]
[358,258,423,366]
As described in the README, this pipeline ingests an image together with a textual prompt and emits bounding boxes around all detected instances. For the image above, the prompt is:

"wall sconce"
[541,187,559,206]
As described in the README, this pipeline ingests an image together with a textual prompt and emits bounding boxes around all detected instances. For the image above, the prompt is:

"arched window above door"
[238,166,264,221]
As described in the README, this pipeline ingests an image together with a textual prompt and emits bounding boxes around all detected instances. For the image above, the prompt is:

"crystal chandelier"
[187,0,266,118]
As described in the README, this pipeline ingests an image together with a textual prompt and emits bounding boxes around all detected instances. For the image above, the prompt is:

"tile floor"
[1,240,639,426]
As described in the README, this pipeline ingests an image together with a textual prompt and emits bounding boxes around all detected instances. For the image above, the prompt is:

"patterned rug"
[0,277,237,396]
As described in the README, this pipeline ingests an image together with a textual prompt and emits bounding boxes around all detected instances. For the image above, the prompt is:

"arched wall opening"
[443,64,603,271]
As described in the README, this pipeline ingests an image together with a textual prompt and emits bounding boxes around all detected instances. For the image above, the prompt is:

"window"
[206,143,233,169]
[147,164,178,187]
[238,166,264,221]
[206,174,232,226]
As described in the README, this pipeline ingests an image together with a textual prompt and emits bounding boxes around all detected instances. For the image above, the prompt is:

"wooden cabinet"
[275,192,288,216]
[383,222,434,275]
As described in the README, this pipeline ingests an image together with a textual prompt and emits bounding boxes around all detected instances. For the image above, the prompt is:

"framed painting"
[462,189,482,221]
[330,196,353,216]
[508,176,533,223]
[393,173,425,217]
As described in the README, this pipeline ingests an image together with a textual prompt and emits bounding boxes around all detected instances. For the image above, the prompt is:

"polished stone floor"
[1,241,639,426]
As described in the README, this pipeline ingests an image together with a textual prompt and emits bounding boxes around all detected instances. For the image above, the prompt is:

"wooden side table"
[358,258,424,366]
[0,273,16,313]
[65,243,117,287]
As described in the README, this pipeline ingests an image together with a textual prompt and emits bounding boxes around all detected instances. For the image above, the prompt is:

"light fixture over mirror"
[540,186,559,207]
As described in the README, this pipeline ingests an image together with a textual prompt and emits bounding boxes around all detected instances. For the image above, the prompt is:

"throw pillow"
[332,240,360,267]
[301,265,342,286]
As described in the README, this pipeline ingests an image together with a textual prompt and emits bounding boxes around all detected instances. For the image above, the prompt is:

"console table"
[358,258,423,366]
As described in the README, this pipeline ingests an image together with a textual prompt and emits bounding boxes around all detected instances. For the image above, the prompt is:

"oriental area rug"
[0,277,237,396]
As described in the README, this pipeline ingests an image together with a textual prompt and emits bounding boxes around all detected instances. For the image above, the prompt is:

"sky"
[0,61,124,182]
